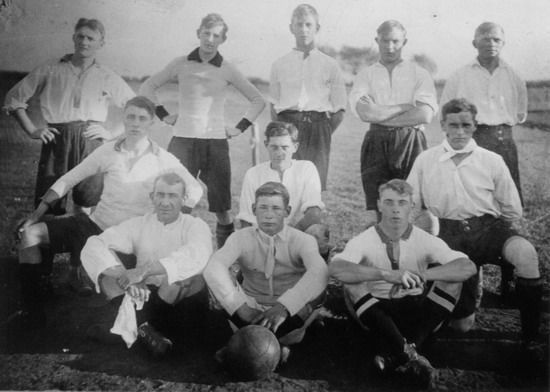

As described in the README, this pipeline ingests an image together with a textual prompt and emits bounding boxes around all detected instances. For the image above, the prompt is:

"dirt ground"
[0,255,548,392]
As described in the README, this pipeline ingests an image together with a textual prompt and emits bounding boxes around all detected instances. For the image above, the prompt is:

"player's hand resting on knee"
[126,282,150,302]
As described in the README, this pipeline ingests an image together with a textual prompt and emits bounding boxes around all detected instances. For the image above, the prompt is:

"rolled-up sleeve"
[3,65,47,113]
[413,67,438,113]
[81,218,137,292]
[204,232,248,315]
[158,218,212,284]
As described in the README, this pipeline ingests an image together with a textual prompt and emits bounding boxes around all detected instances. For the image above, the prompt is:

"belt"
[48,120,101,127]
[370,124,421,132]
[476,124,512,141]
[279,110,329,122]
[439,214,497,233]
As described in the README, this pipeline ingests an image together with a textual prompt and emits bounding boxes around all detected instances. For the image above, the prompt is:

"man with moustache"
[349,20,438,227]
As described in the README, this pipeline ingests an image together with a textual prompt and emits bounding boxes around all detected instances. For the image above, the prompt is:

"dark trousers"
[278,111,333,191]
[474,124,522,204]
[360,124,426,210]
[36,121,104,214]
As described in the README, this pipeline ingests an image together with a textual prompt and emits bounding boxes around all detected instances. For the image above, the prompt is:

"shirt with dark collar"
[187,47,224,67]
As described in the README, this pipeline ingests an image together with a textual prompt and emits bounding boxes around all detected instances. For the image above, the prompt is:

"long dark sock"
[515,278,543,343]
[359,302,406,355]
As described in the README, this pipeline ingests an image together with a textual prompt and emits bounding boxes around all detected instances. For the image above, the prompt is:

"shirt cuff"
[158,258,177,285]
[235,118,252,132]
[221,286,249,315]
[155,105,170,121]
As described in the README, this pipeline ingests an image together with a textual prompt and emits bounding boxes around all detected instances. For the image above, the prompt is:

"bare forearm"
[356,102,413,123]
[423,259,477,283]
[329,259,385,284]
[11,108,36,136]
[379,105,433,127]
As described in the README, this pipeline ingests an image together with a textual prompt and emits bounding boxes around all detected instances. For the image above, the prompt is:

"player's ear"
[150,192,154,201]
[264,139,269,148]
[196,29,201,39]
[285,205,292,217]
[377,199,381,212]
[403,38,408,47]
[252,203,257,214]
[472,39,478,49]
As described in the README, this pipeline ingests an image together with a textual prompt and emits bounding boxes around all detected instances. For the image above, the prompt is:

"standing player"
[139,13,266,249]
[237,121,329,257]
[330,179,475,388]
[407,98,543,356]
[3,18,135,215]
[440,22,527,202]
[349,20,438,227]
[269,4,347,191]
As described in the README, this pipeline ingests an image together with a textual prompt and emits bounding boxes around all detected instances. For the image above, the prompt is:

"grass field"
[0,78,549,391]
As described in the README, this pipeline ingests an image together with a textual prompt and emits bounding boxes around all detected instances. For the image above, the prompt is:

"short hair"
[74,18,105,41]
[153,172,186,195]
[255,182,290,208]
[198,13,228,38]
[124,96,156,119]
[441,98,478,123]
[291,4,319,26]
[264,121,299,143]
[378,179,413,200]
[377,20,406,37]
[474,22,504,41]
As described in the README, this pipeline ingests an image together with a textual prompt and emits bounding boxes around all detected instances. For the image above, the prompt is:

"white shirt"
[50,138,203,230]
[349,60,438,122]
[269,48,347,113]
[333,225,466,302]
[439,58,527,126]
[139,50,265,139]
[406,140,522,221]
[236,160,324,226]
[81,212,212,292]
[3,56,135,123]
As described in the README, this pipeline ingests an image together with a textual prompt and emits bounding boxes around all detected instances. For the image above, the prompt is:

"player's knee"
[20,222,48,249]
[159,274,206,305]
[503,236,540,279]
[448,314,475,333]
[304,223,330,255]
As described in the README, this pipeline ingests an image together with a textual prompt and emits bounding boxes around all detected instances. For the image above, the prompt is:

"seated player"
[329,179,476,388]
[15,96,202,322]
[407,98,544,357]
[237,121,329,257]
[81,172,212,356]
[204,182,328,362]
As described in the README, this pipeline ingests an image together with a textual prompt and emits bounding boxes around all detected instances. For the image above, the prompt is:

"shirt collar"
[60,53,101,68]
[187,47,224,67]
[155,212,183,228]
[255,224,290,242]
[471,57,509,70]
[114,137,160,155]
[374,223,413,243]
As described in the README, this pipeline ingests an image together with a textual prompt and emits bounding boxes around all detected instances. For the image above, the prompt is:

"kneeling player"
[329,180,476,388]
[204,182,328,363]
[81,173,212,356]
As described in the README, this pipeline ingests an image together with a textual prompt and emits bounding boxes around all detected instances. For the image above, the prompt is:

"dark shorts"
[360,125,427,210]
[168,137,231,213]
[474,124,522,203]
[438,215,519,318]
[46,213,103,267]
[36,121,104,214]
[278,111,333,191]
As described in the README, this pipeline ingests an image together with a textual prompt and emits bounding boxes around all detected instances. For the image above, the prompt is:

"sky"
[1,0,549,81]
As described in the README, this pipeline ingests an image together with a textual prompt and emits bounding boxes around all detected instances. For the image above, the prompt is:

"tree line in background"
[318,44,438,76]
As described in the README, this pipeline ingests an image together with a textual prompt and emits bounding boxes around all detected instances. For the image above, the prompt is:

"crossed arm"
[355,96,434,127]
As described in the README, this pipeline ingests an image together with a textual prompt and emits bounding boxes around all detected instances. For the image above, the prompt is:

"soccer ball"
[225,325,281,380]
